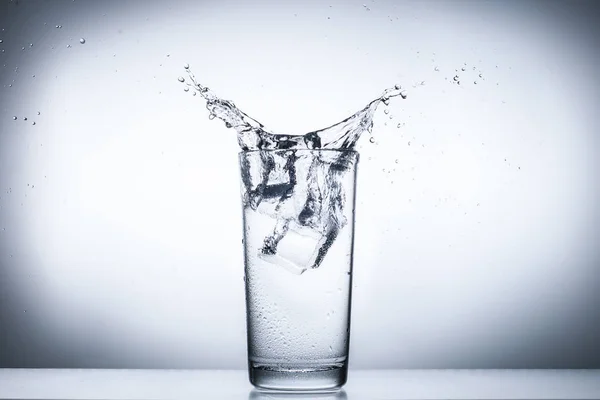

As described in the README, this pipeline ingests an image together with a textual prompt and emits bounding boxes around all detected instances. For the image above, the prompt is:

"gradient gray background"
[0,0,599,369]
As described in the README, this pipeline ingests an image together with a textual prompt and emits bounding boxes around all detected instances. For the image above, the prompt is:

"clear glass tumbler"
[239,149,359,392]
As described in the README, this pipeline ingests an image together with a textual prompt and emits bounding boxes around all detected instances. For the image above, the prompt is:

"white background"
[0,0,599,368]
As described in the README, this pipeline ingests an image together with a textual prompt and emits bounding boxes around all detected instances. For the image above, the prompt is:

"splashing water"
[182,67,407,151]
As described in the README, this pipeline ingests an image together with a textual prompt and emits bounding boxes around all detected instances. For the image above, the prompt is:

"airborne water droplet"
[384,109,389,115]
[79,38,85,44]
[461,67,466,71]
[183,87,189,92]
[474,81,477,85]
[399,90,407,99]
[178,76,185,83]
[12,116,17,120]
[0,39,3,43]
[37,111,40,115]
[369,137,375,143]
[453,75,459,81]
[208,114,216,120]
[66,44,71,48]
[23,117,27,121]
[183,63,189,69]
[434,66,439,71]
[32,121,36,125]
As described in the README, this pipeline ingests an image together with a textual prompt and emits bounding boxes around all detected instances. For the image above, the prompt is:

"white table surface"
[1,369,599,400]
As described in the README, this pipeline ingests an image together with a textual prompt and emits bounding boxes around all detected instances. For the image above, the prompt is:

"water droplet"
[384,109,389,115]
[66,44,71,48]
[474,81,477,85]
[0,39,3,43]
[79,38,85,44]
[23,117,27,121]
[408,141,411,146]
[479,73,483,78]
[395,159,399,163]
[192,92,197,96]
[183,63,189,69]
[420,81,426,86]
[397,123,402,128]
[21,46,25,50]
[12,116,17,120]
[37,111,40,115]
[329,346,333,352]
[183,87,189,92]
[29,43,33,47]
[453,75,459,81]
[178,76,185,83]
[32,121,36,125]
[32,75,35,78]
[461,67,466,71]
[208,113,216,120]
[434,66,439,71]
[399,90,407,99]
[394,84,402,90]
[369,137,375,143]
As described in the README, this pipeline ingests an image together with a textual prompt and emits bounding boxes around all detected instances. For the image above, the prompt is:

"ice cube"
[259,222,323,275]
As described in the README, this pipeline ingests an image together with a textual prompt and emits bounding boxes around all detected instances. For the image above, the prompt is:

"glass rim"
[239,148,358,155]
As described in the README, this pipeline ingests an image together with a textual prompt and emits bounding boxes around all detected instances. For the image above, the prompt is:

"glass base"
[249,360,348,392]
